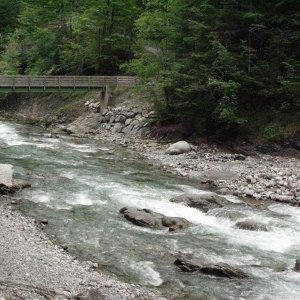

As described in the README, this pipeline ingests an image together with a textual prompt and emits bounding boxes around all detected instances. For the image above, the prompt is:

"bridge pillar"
[100,85,115,112]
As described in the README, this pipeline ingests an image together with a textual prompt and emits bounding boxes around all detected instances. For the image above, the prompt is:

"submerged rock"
[170,192,231,213]
[235,220,269,232]
[208,209,247,221]
[10,180,31,192]
[174,257,248,279]
[293,260,300,272]
[120,207,189,231]
[165,141,193,155]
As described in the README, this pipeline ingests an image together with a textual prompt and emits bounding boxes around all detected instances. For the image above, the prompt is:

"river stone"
[111,123,124,134]
[120,207,189,231]
[122,125,133,134]
[120,207,165,229]
[293,260,300,272]
[162,216,189,232]
[125,118,132,126]
[118,115,126,124]
[174,257,248,279]
[165,141,193,155]
[235,220,269,232]
[170,192,231,213]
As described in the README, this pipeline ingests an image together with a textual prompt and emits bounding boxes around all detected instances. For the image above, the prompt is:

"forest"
[0,0,299,140]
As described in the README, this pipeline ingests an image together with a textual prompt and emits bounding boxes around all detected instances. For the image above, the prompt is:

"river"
[0,120,300,300]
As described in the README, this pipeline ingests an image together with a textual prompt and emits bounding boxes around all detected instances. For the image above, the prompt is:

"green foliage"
[129,0,300,138]
[0,0,143,75]
[0,0,299,139]
[0,31,22,74]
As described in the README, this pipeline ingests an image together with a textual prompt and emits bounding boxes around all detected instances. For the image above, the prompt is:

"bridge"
[0,75,137,92]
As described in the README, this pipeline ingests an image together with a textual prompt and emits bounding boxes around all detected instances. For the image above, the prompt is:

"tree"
[130,0,300,137]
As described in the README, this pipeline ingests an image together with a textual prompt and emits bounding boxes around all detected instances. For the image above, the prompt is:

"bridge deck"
[0,76,136,92]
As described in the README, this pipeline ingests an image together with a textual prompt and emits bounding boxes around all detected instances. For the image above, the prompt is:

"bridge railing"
[0,76,137,89]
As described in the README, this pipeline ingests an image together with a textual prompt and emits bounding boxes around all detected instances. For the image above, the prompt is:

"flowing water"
[0,120,300,300]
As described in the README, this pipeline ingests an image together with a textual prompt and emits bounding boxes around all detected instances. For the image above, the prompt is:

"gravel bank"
[141,142,300,204]
[88,130,300,205]
[0,200,166,300]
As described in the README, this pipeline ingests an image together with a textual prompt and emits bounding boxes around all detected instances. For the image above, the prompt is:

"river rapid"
[0,120,300,300]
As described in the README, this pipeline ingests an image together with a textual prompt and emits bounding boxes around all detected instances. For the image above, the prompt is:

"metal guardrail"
[0,76,137,92]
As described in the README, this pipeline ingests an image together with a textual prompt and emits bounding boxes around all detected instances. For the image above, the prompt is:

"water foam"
[128,261,163,286]
[0,122,26,146]
[66,193,94,206]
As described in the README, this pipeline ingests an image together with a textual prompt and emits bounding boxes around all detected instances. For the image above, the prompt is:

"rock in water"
[120,207,165,229]
[293,260,300,272]
[199,262,248,279]
[235,220,269,232]
[162,216,189,232]
[174,257,248,279]
[120,207,189,231]
[0,164,13,187]
[170,192,231,213]
[165,141,193,155]
[0,164,13,194]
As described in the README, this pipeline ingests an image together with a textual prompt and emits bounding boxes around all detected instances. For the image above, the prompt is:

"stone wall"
[65,100,155,136]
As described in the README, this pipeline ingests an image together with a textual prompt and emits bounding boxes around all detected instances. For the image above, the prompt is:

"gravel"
[142,142,300,204]
[91,131,300,205]
[0,201,166,300]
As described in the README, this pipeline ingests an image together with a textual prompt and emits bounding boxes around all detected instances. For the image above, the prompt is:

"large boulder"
[0,164,13,194]
[235,220,269,232]
[165,141,193,155]
[174,257,248,279]
[120,207,164,229]
[0,164,13,187]
[170,192,231,213]
[120,207,189,231]
[0,165,31,195]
